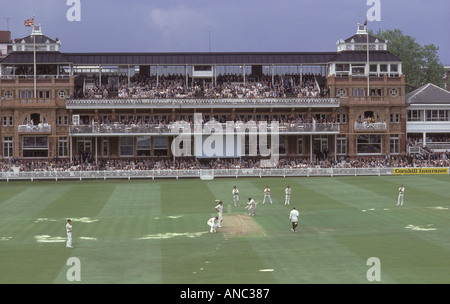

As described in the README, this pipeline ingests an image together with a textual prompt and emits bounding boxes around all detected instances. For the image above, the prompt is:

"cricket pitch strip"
[220,214,266,237]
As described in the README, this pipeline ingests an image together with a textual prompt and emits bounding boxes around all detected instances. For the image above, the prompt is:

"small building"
[406,83,450,152]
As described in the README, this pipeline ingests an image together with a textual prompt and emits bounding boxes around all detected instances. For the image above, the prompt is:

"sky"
[1,0,449,64]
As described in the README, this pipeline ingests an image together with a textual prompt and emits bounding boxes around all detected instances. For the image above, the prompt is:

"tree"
[370,29,445,92]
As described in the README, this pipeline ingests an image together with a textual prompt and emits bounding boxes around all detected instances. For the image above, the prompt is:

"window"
[390,88,398,96]
[4,91,13,99]
[3,116,13,126]
[390,113,400,123]
[58,90,67,98]
[153,136,168,156]
[335,64,350,77]
[357,135,382,154]
[425,110,448,121]
[297,137,303,155]
[193,65,212,71]
[390,64,398,73]
[370,88,383,97]
[136,136,151,157]
[37,90,51,99]
[58,137,68,157]
[369,65,378,75]
[102,139,108,157]
[390,135,400,154]
[337,114,347,124]
[408,110,424,122]
[77,137,92,153]
[337,135,347,155]
[120,136,134,157]
[19,90,33,99]
[22,136,48,158]
[279,135,287,156]
[57,115,68,126]
[337,89,346,96]
[351,64,365,76]
[3,137,13,158]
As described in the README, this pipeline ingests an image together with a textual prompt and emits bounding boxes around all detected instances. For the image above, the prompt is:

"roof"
[0,52,71,64]
[330,51,401,62]
[406,83,450,105]
[0,50,402,65]
[63,52,338,65]
[344,34,385,44]
[12,34,59,45]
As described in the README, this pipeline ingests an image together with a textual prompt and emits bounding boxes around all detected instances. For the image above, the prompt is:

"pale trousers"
[66,232,72,247]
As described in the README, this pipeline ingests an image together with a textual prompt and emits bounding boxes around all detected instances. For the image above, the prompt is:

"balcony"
[18,124,52,134]
[69,122,340,136]
[65,97,340,109]
[354,121,387,132]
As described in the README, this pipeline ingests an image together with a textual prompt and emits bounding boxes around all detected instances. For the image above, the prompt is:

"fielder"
[207,216,219,233]
[66,219,73,248]
[262,186,273,204]
[397,184,405,206]
[232,186,240,207]
[215,201,224,227]
[289,207,299,232]
[246,197,256,216]
[285,186,291,205]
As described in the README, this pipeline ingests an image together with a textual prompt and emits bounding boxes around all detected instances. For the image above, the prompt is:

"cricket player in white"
[246,197,256,216]
[262,186,272,204]
[285,186,291,205]
[207,216,218,233]
[66,219,73,248]
[289,207,299,232]
[232,186,240,207]
[397,184,405,206]
[215,201,224,227]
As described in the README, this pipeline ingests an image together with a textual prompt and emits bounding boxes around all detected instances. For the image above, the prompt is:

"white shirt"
[232,188,239,195]
[264,188,270,195]
[208,217,216,225]
[215,204,223,214]
[247,199,256,208]
[289,209,299,222]
[285,187,291,195]
[66,223,72,233]
[399,187,404,195]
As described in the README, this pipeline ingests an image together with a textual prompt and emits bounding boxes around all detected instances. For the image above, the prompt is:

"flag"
[24,17,34,27]
[364,18,368,26]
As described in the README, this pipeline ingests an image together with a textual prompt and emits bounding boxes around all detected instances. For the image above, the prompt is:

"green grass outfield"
[0,175,449,284]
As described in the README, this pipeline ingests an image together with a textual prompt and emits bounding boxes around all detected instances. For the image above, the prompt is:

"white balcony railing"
[18,124,52,133]
[65,97,340,109]
[69,122,340,135]
[354,121,387,131]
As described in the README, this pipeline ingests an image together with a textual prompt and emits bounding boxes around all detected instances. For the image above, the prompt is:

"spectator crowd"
[1,151,449,173]
[75,73,326,100]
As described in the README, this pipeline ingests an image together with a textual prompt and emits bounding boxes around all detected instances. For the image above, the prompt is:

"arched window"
[22,113,48,125]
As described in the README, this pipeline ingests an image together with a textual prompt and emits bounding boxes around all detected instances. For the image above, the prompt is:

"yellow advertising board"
[393,168,449,175]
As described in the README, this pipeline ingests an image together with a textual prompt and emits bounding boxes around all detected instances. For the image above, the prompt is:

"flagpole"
[366,21,370,97]
[34,28,36,98]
